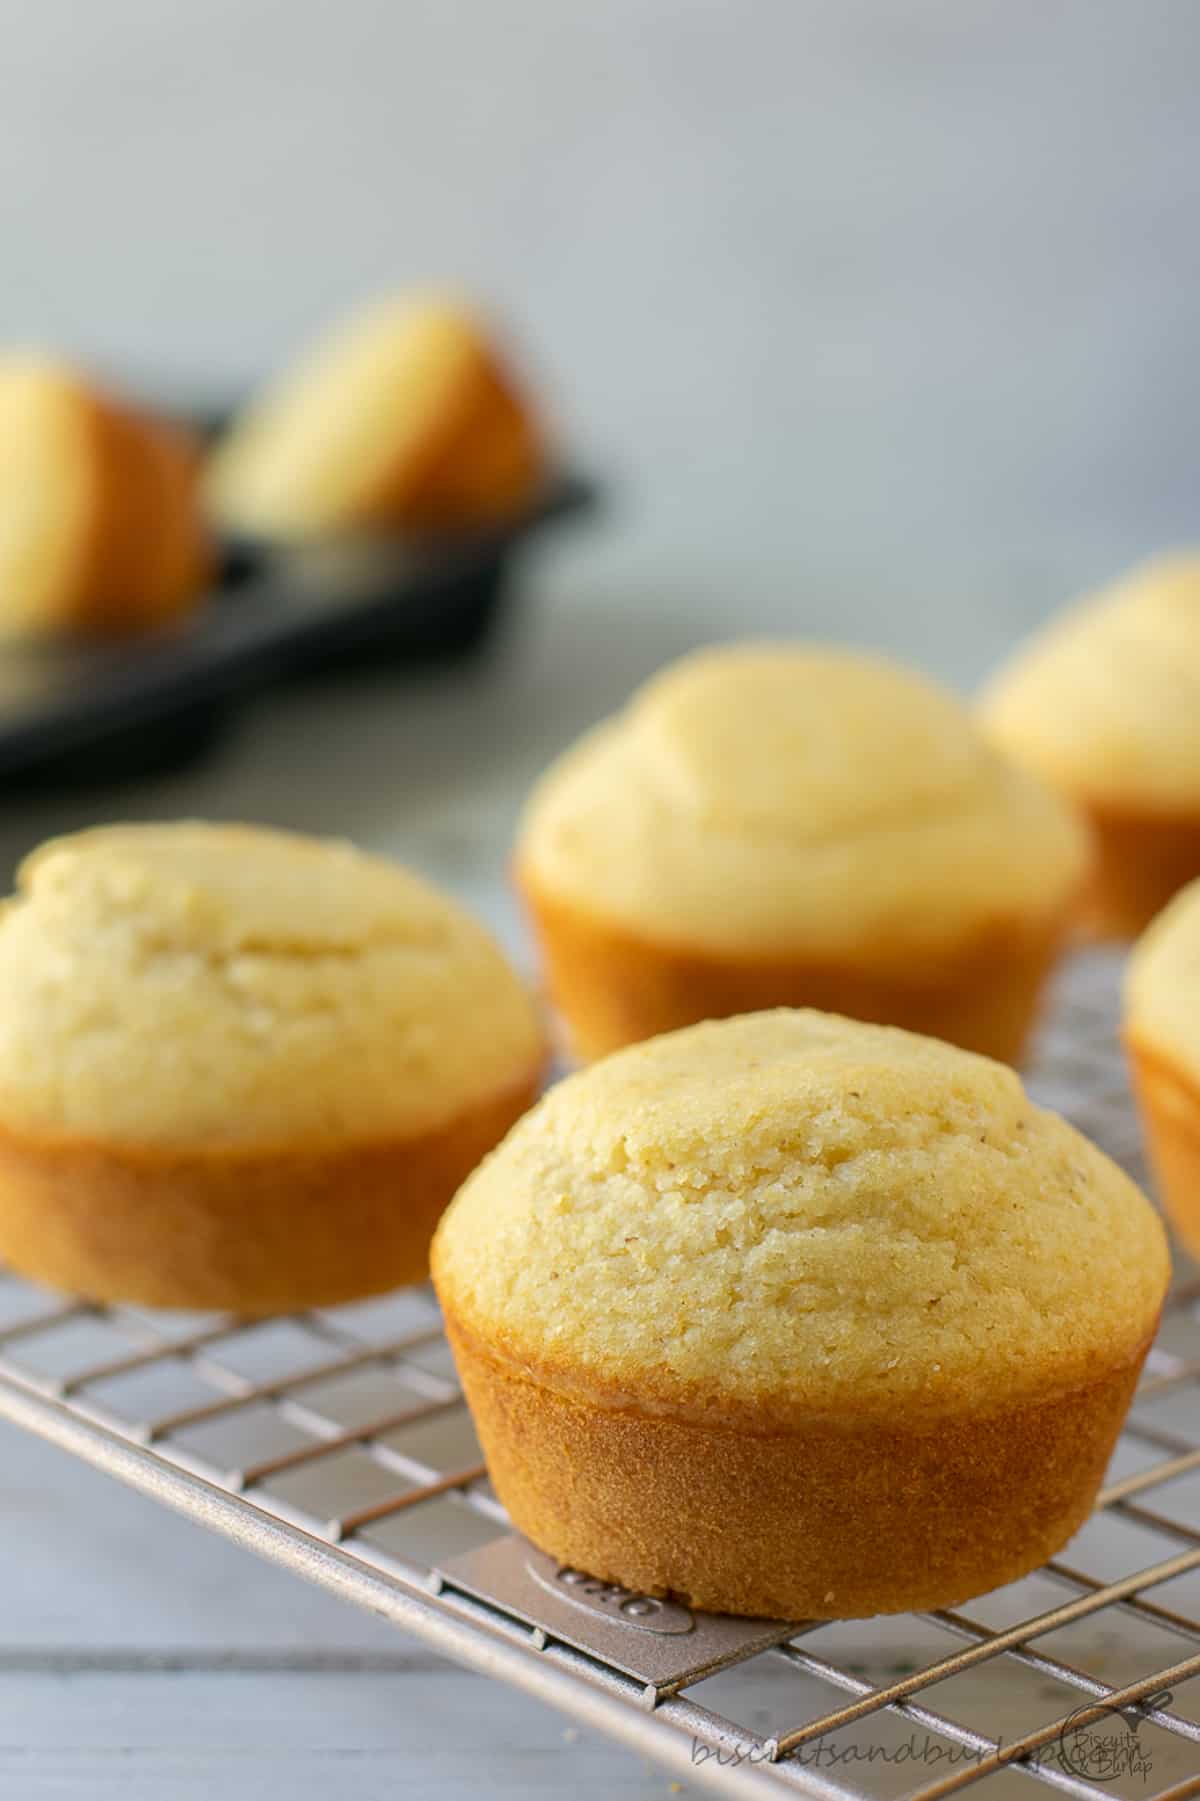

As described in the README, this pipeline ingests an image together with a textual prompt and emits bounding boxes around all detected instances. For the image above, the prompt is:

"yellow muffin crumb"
[0,822,542,1147]
[435,1009,1167,1420]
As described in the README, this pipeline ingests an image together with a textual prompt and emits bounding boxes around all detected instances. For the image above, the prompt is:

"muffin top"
[433,1010,1167,1424]
[0,823,542,1148]
[206,293,540,536]
[516,644,1088,960]
[0,355,210,637]
[1125,876,1200,1073]
[980,554,1200,812]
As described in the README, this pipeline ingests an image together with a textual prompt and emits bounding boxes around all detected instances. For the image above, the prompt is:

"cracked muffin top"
[516,644,1088,959]
[433,1009,1167,1423]
[0,822,542,1147]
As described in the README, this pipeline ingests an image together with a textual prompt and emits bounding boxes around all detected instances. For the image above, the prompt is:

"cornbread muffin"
[516,645,1089,1064]
[433,1010,1168,1619]
[1125,878,1200,1259]
[206,294,543,538]
[0,356,211,638]
[980,554,1200,937]
[0,824,543,1312]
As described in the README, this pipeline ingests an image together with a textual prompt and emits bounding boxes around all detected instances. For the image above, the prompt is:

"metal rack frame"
[2,949,1199,1799]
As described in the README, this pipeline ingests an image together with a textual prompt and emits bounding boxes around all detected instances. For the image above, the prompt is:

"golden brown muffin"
[0,356,211,638]
[433,1010,1168,1620]
[980,554,1200,937]
[0,823,544,1312]
[1125,878,1200,1259]
[205,294,543,538]
[516,644,1090,1064]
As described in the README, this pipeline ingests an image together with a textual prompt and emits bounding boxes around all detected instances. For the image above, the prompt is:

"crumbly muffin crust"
[435,1010,1167,1422]
[0,822,543,1148]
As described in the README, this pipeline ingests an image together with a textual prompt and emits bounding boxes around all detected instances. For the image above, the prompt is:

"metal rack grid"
[2,948,1200,1800]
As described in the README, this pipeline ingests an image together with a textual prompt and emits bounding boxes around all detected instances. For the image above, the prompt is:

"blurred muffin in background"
[0,356,211,639]
[1125,877,1200,1261]
[980,554,1200,938]
[205,294,544,539]
[516,643,1089,1065]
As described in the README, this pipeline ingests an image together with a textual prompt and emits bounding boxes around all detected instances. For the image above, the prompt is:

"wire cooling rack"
[2,948,1200,1801]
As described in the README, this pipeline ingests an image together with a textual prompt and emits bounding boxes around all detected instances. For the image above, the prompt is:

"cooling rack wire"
[1,947,1200,1801]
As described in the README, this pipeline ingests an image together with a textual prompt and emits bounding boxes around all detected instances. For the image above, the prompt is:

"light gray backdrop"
[2,0,1198,681]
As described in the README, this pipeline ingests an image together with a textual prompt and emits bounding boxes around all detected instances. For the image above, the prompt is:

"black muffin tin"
[0,474,592,787]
